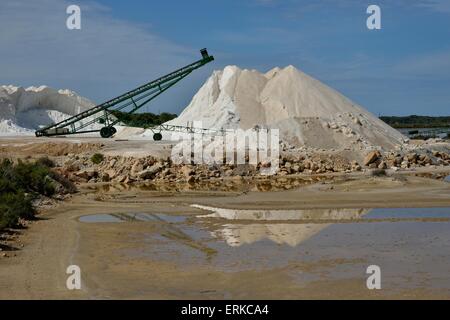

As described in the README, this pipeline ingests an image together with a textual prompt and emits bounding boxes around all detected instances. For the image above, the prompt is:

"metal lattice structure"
[35,49,214,139]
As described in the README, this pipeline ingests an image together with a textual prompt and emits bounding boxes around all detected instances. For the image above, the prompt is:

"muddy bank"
[1,174,450,299]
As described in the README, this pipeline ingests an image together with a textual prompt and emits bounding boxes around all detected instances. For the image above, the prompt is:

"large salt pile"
[167,65,408,151]
[0,85,95,135]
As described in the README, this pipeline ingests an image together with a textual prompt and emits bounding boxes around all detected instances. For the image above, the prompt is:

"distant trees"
[111,111,177,128]
[380,115,450,128]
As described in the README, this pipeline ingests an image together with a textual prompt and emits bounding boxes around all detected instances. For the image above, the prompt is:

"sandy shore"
[1,173,450,299]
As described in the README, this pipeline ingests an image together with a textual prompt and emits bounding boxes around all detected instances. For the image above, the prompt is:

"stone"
[363,150,381,166]
[138,163,163,180]
[369,163,378,169]
[131,161,144,175]
[74,169,97,180]
[181,166,194,178]
[109,159,117,168]
[378,161,387,169]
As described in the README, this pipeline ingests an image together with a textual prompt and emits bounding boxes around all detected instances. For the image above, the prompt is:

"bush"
[0,158,57,230]
[12,160,55,196]
[36,156,55,168]
[49,171,77,194]
[0,192,34,229]
[91,153,104,164]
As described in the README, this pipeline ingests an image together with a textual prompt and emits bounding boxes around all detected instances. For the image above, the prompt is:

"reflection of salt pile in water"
[193,205,368,247]
[166,66,407,151]
[0,85,96,135]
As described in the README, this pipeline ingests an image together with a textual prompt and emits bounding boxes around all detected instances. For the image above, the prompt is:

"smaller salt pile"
[0,85,96,135]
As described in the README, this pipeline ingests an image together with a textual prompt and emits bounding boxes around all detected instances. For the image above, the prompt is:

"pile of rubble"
[363,150,450,170]
[55,149,450,185]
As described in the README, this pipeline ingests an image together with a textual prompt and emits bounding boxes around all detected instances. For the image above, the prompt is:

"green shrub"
[36,156,55,168]
[0,191,34,229]
[12,160,55,196]
[91,153,104,164]
[49,171,77,193]
[0,158,58,230]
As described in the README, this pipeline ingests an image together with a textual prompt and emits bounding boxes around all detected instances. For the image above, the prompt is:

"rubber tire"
[153,132,163,141]
[100,127,113,138]
[110,127,117,135]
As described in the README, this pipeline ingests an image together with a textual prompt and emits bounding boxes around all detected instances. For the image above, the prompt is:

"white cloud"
[416,0,450,13]
[393,50,450,78]
[0,0,201,108]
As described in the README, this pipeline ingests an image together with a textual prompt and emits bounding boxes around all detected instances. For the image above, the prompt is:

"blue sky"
[0,0,449,115]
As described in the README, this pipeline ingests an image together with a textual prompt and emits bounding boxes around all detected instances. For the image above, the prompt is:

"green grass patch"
[90,153,104,164]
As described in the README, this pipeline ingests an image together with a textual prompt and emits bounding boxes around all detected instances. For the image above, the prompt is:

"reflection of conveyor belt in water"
[110,212,217,258]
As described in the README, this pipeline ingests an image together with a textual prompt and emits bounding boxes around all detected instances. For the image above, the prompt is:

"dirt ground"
[0,136,173,160]
[1,173,450,300]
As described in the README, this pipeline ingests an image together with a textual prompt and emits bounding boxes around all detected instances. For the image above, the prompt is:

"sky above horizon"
[0,0,449,116]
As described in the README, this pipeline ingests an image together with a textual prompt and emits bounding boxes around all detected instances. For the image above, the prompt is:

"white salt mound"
[167,65,408,151]
[0,85,95,135]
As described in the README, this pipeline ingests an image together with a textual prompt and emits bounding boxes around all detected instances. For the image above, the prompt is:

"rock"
[363,150,381,166]
[378,161,387,169]
[406,153,418,163]
[394,157,403,165]
[115,175,127,183]
[101,173,110,182]
[131,161,144,175]
[123,176,134,184]
[74,169,98,180]
[109,159,117,168]
[181,166,194,178]
[64,160,81,172]
[104,169,116,180]
[161,168,171,177]
[138,163,163,180]
[368,163,378,169]
[353,117,362,126]
[187,175,195,183]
